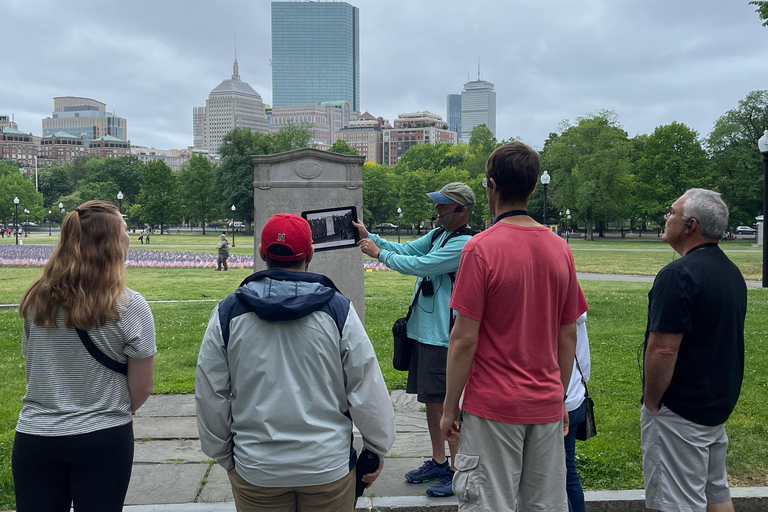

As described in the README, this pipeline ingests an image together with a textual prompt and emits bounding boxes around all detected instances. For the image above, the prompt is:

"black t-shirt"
[644,243,746,426]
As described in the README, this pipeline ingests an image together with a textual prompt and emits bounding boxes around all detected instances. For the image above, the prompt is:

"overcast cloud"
[2,0,767,151]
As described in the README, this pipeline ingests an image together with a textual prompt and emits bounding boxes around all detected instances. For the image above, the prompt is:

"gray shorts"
[641,405,731,512]
[453,412,567,512]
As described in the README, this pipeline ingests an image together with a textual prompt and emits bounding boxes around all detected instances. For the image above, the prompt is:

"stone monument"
[252,148,366,321]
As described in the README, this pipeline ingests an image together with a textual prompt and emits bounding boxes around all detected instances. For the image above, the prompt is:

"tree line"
[2,90,765,240]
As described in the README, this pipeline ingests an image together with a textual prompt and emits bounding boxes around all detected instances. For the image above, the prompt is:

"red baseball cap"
[261,213,313,261]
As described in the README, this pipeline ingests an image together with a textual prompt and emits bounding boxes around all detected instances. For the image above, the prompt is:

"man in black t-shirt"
[642,188,746,512]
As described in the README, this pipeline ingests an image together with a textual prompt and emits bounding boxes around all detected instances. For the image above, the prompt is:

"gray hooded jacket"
[195,269,395,487]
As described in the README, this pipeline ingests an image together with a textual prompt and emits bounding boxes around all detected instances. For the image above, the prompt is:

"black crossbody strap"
[575,355,589,397]
[76,328,128,375]
[403,280,424,323]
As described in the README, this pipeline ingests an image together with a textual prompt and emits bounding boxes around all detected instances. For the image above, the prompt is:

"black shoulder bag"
[76,328,128,375]
[574,355,596,441]
[392,280,423,371]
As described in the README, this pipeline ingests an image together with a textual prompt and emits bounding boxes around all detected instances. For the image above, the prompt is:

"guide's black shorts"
[406,341,448,404]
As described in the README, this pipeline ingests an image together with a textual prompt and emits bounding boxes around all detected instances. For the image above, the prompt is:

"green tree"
[750,0,768,25]
[0,172,44,228]
[272,122,313,153]
[179,154,217,234]
[328,139,359,155]
[540,112,633,240]
[634,122,713,225]
[361,163,401,227]
[398,169,434,230]
[138,160,179,234]
[706,90,768,226]
[462,124,499,177]
[83,156,143,204]
[395,143,463,173]
[37,163,74,208]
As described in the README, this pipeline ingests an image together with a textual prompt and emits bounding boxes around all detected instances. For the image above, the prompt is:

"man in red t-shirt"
[440,141,588,511]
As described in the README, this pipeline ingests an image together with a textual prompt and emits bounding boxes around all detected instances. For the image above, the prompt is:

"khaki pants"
[228,466,356,512]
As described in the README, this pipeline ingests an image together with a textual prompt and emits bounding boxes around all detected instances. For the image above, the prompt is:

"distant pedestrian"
[642,189,746,512]
[12,200,156,512]
[145,232,150,245]
[138,232,144,244]
[216,233,229,271]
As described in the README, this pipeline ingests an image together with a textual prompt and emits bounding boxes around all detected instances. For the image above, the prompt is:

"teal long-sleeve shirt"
[369,228,472,347]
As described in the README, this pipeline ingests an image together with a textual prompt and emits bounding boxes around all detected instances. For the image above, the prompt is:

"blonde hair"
[20,200,127,330]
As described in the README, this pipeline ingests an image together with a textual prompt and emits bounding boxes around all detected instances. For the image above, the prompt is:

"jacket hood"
[233,269,341,322]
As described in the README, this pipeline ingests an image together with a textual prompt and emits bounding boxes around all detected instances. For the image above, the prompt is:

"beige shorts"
[453,412,567,512]
[641,405,731,512]
[228,466,355,512]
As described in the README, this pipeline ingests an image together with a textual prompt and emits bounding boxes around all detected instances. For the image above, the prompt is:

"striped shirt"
[16,288,156,437]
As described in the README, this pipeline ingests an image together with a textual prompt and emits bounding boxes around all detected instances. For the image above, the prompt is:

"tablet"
[301,206,360,251]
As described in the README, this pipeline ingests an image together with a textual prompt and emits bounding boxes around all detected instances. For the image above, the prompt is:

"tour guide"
[353,182,475,498]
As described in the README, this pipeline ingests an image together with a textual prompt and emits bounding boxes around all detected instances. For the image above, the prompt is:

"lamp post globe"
[117,191,124,214]
[758,129,768,288]
[24,208,29,237]
[566,209,572,245]
[230,205,236,247]
[13,197,19,245]
[49,210,52,236]
[540,171,551,226]
[397,207,403,244]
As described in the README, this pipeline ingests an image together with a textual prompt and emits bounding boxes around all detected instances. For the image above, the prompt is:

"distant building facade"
[270,100,356,149]
[193,59,269,155]
[38,132,87,164]
[132,146,215,172]
[460,78,496,142]
[89,135,131,159]
[42,97,127,147]
[0,115,18,130]
[382,112,457,167]
[446,94,462,138]
[0,127,35,168]
[271,1,360,111]
[336,111,388,164]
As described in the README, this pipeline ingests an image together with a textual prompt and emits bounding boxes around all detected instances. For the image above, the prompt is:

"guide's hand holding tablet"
[300,206,360,251]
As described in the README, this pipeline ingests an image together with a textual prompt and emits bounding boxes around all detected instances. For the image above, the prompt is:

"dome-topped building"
[193,59,269,154]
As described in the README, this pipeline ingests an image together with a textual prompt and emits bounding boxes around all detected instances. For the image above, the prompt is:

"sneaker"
[404,459,450,484]
[426,470,454,497]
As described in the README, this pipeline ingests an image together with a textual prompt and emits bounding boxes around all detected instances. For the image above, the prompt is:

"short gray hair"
[682,188,729,239]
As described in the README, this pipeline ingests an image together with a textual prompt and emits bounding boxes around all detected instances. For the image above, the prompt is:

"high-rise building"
[446,94,462,137]
[42,97,127,147]
[460,75,496,143]
[383,112,457,167]
[337,111,389,164]
[194,59,269,154]
[271,1,360,111]
[270,100,356,149]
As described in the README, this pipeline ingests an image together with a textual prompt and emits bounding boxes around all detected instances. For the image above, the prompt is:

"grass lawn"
[0,252,766,506]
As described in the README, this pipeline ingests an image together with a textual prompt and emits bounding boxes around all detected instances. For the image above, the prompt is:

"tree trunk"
[202,221,206,235]
[598,220,605,238]
[586,218,594,241]
[161,223,164,235]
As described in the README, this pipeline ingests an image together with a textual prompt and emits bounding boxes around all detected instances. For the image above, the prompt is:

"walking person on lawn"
[353,182,476,498]
[216,233,229,271]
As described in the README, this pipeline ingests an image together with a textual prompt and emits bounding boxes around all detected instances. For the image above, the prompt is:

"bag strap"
[403,280,424,323]
[76,328,128,375]
[574,355,589,397]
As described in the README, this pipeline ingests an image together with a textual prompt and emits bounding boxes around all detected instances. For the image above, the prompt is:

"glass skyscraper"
[271,1,360,112]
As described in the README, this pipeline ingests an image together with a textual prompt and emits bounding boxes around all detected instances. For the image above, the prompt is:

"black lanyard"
[493,210,528,224]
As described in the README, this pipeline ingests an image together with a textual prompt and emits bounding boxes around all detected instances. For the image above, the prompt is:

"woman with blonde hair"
[12,200,156,512]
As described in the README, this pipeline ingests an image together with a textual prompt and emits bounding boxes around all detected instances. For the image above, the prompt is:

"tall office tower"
[42,97,127,147]
[271,1,360,112]
[194,59,269,154]
[446,94,462,137]
[460,74,496,143]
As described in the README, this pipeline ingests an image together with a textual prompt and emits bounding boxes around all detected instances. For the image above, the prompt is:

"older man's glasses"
[664,206,680,219]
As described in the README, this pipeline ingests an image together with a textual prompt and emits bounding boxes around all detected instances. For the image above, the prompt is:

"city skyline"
[2,0,767,152]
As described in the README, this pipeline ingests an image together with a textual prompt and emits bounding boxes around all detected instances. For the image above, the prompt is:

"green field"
[0,245,766,507]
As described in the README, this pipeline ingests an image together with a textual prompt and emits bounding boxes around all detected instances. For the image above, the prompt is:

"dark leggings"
[12,422,134,512]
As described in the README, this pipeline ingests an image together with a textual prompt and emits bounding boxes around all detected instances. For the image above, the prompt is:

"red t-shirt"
[450,223,588,424]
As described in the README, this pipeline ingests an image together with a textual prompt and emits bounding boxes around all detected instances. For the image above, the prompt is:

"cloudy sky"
[3,0,767,151]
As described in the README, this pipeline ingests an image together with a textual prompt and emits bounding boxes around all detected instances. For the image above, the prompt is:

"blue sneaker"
[404,459,450,484]
[426,470,455,497]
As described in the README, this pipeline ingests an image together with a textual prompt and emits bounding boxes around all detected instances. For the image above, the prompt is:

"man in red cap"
[196,213,395,512]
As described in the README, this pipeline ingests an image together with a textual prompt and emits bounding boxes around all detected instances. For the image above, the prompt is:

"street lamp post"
[541,171,551,226]
[24,209,29,237]
[397,207,402,244]
[48,210,52,236]
[117,191,123,214]
[758,130,768,288]
[13,197,19,245]
[231,205,236,248]
[566,209,571,245]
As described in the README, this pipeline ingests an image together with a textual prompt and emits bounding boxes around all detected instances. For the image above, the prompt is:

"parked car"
[374,222,398,230]
[735,225,757,236]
